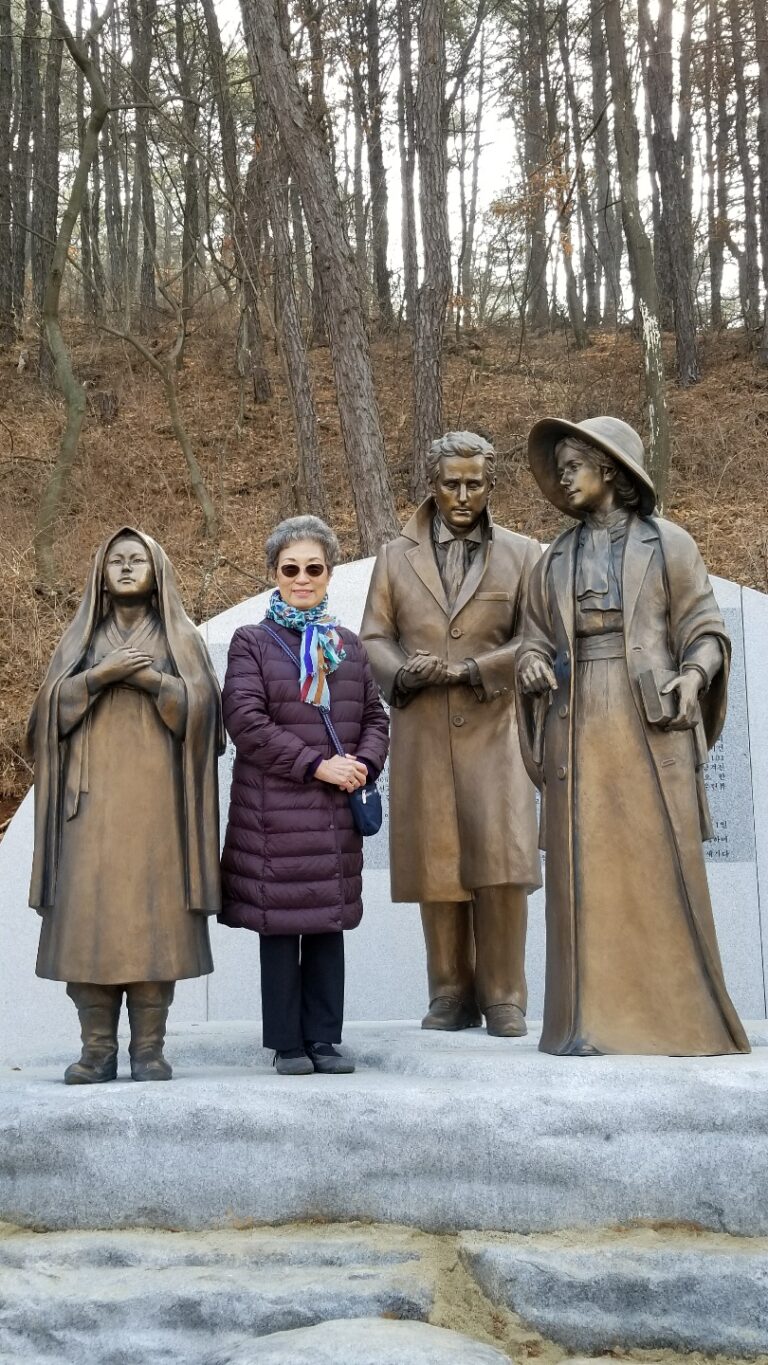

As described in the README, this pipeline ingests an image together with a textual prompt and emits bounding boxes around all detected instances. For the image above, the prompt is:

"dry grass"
[2,317,767,815]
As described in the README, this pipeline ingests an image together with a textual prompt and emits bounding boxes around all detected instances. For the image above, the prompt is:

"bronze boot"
[64,985,122,1084]
[127,982,174,1082]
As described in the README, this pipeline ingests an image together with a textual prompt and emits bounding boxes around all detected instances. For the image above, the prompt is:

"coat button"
[452,715,465,727]
[557,765,567,779]
[450,627,462,638]
[558,704,568,717]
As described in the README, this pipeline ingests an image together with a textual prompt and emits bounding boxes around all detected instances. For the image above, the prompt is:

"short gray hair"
[554,436,640,511]
[426,430,496,486]
[265,516,340,572]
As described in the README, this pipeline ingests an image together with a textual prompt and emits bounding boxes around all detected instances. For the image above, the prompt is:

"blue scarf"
[266,590,346,710]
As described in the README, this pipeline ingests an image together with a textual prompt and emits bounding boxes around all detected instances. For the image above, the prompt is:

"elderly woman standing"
[220,516,389,1075]
[516,417,749,1058]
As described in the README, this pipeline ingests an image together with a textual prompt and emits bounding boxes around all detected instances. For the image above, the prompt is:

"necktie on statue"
[443,535,467,607]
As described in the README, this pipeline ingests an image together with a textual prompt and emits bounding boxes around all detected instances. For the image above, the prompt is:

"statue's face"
[556,440,614,514]
[274,538,330,610]
[103,536,155,601]
[432,453,492,533]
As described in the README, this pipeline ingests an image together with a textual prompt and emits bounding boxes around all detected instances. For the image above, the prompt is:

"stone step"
[459,1230,768,1357]
[2,1022,767,1236]
[204,1319,513,1364]
[0,1228,435,1364]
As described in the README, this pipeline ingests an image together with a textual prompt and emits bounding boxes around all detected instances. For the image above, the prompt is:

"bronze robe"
[516,514,749,1057]
[29,528,224,984]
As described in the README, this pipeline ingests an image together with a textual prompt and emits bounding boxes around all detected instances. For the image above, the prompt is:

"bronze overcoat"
[360,500,542,901]
[516,513,748,1053]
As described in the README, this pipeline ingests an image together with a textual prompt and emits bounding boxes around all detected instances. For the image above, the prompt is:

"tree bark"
[32,12,62,381]
[727,0,761,340]
[523,0,548,332]
[365,0,394,328]
[128,0,157,332]
[754,0,768,362]
[704,0,724,328]
[242,0,398,553]
[35,0,115,589]
[558,3,597,329]
[603,0,670,502]
[590,0,621,325]
[638,0,699,385]
[174,0,198,359]
[410,0,451,499]
[11,0,42,329]
[0,0,14,344]
[397,0,418,324]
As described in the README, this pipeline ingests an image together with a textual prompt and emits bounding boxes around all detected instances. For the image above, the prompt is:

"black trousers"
[259,932,345,1051]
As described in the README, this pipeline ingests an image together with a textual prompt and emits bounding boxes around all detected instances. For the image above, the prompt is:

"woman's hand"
[315,754,368,792]
[662,670,702,729]
[122,664,163,697]
[86,647,154,693]
[518,653,557,695]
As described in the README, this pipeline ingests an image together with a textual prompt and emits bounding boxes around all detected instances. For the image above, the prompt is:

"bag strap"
[260,622,344,757]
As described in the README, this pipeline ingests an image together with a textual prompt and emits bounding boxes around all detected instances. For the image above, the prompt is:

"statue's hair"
[265,515,340,572]
[426,430,496,485]
[555,436,640,511]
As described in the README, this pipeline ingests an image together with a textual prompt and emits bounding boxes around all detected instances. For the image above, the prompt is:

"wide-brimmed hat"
[527,415,657,517]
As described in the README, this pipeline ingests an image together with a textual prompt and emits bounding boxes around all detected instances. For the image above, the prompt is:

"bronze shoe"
[421,997,482,1031]
[484,1003,528,1038]
[64,1001,120,1084]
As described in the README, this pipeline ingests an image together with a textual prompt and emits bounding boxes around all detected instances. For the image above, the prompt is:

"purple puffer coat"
[219,621,389,935]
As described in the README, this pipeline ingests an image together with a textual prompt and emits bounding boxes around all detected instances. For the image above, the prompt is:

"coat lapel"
[622,516,658,631]
[550,531,577,647]
[405,536,449,614]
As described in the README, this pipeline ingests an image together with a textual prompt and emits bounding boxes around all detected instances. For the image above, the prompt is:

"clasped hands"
[86,646,162,697]
[518,653,703,730]
[400,650,469,690]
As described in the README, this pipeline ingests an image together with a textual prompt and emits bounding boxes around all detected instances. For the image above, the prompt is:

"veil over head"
[28,528,224,912]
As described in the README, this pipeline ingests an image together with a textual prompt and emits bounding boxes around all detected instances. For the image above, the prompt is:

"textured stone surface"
[1,1023,767,1235]
[2,566,766,1066]
[460,1231,768,1356]
[207,1319,513,1363]
[0,1227,434,1364]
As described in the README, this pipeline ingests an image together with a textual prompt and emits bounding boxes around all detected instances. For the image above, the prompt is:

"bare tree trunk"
[461,30,484,333]
[0,0,14,345]
[254,112,328,517]
[410,0,452,499]
[128,0,156,332]
[102,5,124,313]
[704,0,723,328]
[727,0,761,340]
[558,3,597,328]
[523,0,548,332]
[591,0,620,325]
[32,13,62,381]
[35,0,115,590]
[174,0,198,360]
[12,0,42,330]
[638,0,699,385]
[754,0,768,362]
[289,179,311,320]
[397,0,418,324]
[604,0,670,502]
[201,0,271,401]
[242,0,398,553]
[365,0,394,328]
[539,0,586,349]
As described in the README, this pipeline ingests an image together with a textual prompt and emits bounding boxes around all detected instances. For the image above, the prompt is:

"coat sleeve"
[353,649,390,778]
[359,545,410,706]
[657,520,730,749]
[472,538,543,698]
[222,629,324,783]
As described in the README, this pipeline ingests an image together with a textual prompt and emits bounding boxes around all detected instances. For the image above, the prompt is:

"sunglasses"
[277,563,327,579]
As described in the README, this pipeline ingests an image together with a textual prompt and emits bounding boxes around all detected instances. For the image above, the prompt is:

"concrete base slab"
[460,1229,768,1356]
[2,1022,767,1237]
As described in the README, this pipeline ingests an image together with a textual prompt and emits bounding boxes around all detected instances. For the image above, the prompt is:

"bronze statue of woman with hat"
[515,416,750,1057]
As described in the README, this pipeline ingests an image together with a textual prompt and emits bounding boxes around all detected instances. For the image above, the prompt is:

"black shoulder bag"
[260,624,383,837]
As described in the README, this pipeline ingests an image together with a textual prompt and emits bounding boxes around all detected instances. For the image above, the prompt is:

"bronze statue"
[361,432,541,1037]
[28,528,224,1083]
[516,416,750,1057]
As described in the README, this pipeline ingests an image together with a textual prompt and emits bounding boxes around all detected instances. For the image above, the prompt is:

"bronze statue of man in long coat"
[361,432,541,1036]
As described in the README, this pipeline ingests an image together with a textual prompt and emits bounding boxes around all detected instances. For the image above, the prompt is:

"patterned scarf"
[266,589,346,710]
